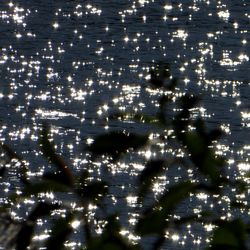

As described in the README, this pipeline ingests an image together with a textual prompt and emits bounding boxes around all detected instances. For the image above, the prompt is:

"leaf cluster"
[0,63,249,249]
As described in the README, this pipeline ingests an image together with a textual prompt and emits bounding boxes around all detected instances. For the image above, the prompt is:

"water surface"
[0,1,249,249]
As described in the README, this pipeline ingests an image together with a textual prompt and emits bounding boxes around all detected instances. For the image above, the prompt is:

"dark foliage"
[0,63,248,249]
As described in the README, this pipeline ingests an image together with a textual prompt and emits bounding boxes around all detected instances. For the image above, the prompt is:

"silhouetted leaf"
[87,131,148,160]
[196,183,220,194]
[194,118,207,137]
[173,110,191,140]
[185,132,206,157]
[21,180,70,197]
[139,160,165,183]
[149,63,171,88]
[183,132,224,183]
[194,119,223,146]
[80,169,90,180]
[173,215,199,226]
[137,181,196,236]
[88,215,138,250]
[199,210,214,217]
[78,181,108,203]
[150,69,164,88]
[39,124,73,186]
[28,203,59,221]
[208,219,247,250]
[233,180,248,193]
[1,143,23,162]
[46,213,73,250]
[16,203,59,250]
[158,63,171,78]
[166,77,178,91]
[173,95,199,137]
[136,209,168,235]
[0,167,6,177]
[1,143,29,184]
[159,95,171,108]
[75,170,89,188]
[138,160,165,198]
[43,171,75,188]
[230,201,250,210]
[157,95,172,124]
[208,129,223,143]
[180,95,199,110]
[158,181,196,213]
[16,224,34,250]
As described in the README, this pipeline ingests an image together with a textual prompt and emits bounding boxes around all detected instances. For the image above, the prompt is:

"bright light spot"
[120,229,128,236]
[173,29,188,41]
[53,22,59,29]
[88,203,97,210]
[233,22,238,29]
[242,39,247,44]
[71,220,81,229]
[45,192,54,199]
[86,138,94,145]
[179,66,185,72]
[124,36,129,42]
[126,195,137,206]
[164,4,173,10]
[102,104,109,111]
[138,0,147,5]
[235,100,241,106]
[16,33,22,38]
[67,75,73,82]
[171,234,180,241]
[238,54,249,62]
[220,124,231,134]
[238,163,250,171]
[96,47,104,55]
[97,109,102,115]
[144,150,152,159]
[112,97,119,104]
[33,234,50,241]
[204,224,214,232]
[196,192,208,200]
[217,10,230,21]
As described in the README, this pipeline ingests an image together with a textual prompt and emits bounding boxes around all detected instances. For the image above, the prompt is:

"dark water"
[0,1,249,249]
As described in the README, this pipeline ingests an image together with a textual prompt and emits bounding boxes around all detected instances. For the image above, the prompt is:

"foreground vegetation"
[0,63,249,249]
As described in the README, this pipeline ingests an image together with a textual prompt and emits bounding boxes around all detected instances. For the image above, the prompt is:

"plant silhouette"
[0,63,248,250]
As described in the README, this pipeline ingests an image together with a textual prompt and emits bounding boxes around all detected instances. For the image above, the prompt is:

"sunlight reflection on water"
[0,0,249,249]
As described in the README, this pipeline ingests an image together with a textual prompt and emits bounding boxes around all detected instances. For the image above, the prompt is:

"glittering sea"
[0,1,249,249]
